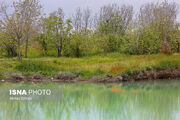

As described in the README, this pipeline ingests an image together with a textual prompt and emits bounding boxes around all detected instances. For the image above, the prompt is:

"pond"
[0,80,180,120]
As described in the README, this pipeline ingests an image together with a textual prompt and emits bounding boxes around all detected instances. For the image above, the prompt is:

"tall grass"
[0,53,179,78]
[154,60,180,70]
[0,72,4,78]
[15,61,58,72]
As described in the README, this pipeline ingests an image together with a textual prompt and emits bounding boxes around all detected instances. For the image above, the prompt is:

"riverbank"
[0,53,180,83]
[1,69,180,83]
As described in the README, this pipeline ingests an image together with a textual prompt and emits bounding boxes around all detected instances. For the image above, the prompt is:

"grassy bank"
[0,53,180,79]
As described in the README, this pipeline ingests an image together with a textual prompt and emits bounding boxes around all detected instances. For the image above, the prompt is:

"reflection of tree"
[0,101,36,120]
[0,81,180,120]
[134,89,180,120]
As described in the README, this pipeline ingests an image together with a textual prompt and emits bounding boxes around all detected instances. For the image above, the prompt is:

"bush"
[160,42,172,54]
[47,50,58,57]
[102,34,124,53]
[15,61,59,73]
[56,72,75,80]
[73,69,106,79]
[154,60,180,70]
[64,34,84,57]
[0,72,4,78]
[137,30,161,54]
[122,69,139,76]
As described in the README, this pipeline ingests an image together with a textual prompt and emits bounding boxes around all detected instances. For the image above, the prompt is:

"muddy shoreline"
[0,69,180,83]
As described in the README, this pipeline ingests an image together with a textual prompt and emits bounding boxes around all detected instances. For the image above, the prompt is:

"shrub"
[154,60,180,70]
[0,72,4,78]
[102,34,124,53]
[137,30,161,54]
[111,66,127,74]
[65,34,84,57]
[160,42,172,54]
[27,48,42,58]
[122,69,139,76]
[53,60,57,64]
[73,69,106,79]
[47,50,58,57]
[56,72,75,80]
[15,61,59,73]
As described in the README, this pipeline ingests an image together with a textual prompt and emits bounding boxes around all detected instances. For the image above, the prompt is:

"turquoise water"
[0,80,180,120]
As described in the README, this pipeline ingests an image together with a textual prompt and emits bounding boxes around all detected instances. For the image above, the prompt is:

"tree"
[97,4,133,36]
[72,8,83,33]
[46,8,72,57]
[0,0,42,60]
[71,8,93,57]
[137,1,179,53]
[0,19,17,57]
[20,0,42,58]
[0,2,24,61]
[34,34,48,56]
[82,8,92,58]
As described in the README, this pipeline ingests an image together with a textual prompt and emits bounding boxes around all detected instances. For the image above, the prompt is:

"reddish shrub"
[111,66,127,74]
[160,42,172,54]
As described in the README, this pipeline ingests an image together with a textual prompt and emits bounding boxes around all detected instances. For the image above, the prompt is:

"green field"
[0,53,180,79]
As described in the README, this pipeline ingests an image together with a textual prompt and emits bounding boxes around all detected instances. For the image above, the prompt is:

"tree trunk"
[25,33,28,58]
[57,48,62,57]
[7,48,11,57]
[136,32,141,48]
[17,39,22,61]
[86,49,89,58]
[57,37,63,57]
[11,47,16,58]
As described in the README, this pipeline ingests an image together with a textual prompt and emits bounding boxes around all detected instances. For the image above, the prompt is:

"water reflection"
[0,80,180,120]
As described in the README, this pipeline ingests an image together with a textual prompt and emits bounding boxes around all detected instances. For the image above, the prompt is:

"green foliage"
[15,61,59,73]
[35,34,48,56]
[137,30,161,54]
[65,34,84,57]
[73,69,106,79]
[27,48,42,58]
[0,1,180,58]
[154,60,180,70]
[98,13,125,36]
[101,34,124,53]
[45,13,73,57]
[0,72,4,78]
[47,50,58,57]
[122,69,139,76]
[120,34,139,55]
[0,53,180,79]
[117,28,164,55]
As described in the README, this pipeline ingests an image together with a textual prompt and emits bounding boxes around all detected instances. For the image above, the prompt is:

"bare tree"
[138,1,178,43]
[82,8,92,32]
[97,4,133,35]
[82,8,92,58]
[72,8,83,33]
[72,7,93,57]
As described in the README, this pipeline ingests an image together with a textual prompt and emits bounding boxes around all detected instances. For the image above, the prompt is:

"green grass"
[153,60,180,70]
[15,61,59,77]
[15,61,59,72]
[0,53,180,79]
[0,72,4,79]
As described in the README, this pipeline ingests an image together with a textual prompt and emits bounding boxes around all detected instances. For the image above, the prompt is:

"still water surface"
[0,80,180,120]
